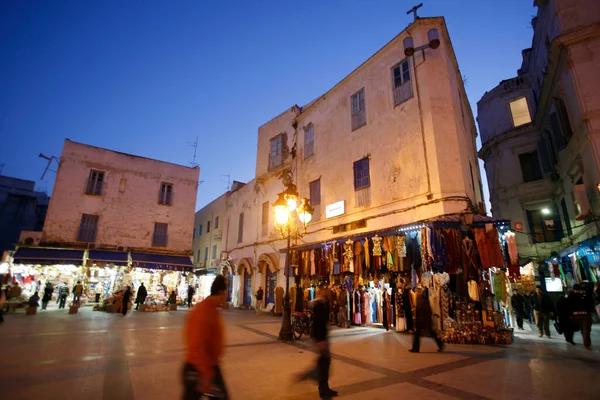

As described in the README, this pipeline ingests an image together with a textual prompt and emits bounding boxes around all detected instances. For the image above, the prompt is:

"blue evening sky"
[0,0,536,211]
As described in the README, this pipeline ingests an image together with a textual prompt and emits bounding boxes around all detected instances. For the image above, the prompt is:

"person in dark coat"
[533,286,554,338]
[187,285,195,308]
[42,283,54,310]
[556,290,575,345]
[121,286,132,316]
[410,287,444,353]
[28,292,40,308]
[135,282,148,310]
[57,283,69,309]
[296,283,338,399]
[569,284,595,349]
[510,289,525,330]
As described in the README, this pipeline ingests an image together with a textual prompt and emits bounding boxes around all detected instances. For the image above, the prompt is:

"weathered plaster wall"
[43,139,199,254]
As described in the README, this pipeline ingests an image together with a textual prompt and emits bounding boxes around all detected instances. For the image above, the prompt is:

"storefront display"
[288,216,515,345]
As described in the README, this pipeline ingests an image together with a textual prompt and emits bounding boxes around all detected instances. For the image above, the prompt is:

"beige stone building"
[478,0,600,265]
[201,16,485,308]
[41,139,199,255]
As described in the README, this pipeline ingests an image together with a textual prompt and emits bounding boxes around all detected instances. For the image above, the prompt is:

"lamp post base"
[278,296,294,342]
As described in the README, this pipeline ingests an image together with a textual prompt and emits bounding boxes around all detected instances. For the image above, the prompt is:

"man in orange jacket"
[183,275,229,399]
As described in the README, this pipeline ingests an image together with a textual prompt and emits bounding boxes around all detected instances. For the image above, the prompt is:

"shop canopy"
[13,247,84,265]
[88,250,128,265]
[131,252,193,272]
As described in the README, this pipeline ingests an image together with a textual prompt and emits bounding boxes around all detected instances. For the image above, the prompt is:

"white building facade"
[202,17,485,308]
[478,0,600,263]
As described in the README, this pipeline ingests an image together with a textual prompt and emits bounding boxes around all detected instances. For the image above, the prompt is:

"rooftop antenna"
[221,174,231,191]
[407,3,423,22]
[188,137,199,168]
[39,153,59,180]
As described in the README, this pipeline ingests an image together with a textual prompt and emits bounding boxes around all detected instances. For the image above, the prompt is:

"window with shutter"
[77,214,99,242]
[238,213,244,243]
[304,124,315,159]
[159,183,173,205]
[392,60,413,106]
[152,223,168,247]
[85,170,104,195]
[351,88,366,130]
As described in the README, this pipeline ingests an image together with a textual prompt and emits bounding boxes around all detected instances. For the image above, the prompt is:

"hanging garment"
[310,250,316,276]
[443,228,461,274]
[421,228,431,269]
[333,242,341,275]
[343,240,354,273]
[440,285,452,326]
[354,240,363,276]
[364,238,371,270]
[376,289,383,323]
[468,280,480,301]
[504,231,519,264]
[395,288,406,331]
[473,226,505,268]
[370,290,377,323]
[430,228,449,271]
[372,235,383,256]
[353,290,362,324]
[406,232,422,269]
[382,290,390,330]
[301,251,309,277]
[364,290,372,325]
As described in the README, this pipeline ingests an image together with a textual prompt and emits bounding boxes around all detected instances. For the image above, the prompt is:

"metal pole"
[278,224,294,341]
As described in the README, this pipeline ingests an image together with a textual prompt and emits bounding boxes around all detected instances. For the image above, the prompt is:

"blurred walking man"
[183,275,229,399]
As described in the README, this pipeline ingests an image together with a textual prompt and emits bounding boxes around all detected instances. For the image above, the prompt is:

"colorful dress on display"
[354,240,363,276]
[343,239,354,273]
[473,225,505,268]
[372,235,383,271]
[365,291,373,325]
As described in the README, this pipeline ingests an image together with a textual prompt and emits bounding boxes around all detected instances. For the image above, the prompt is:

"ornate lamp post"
[273,182,313,342]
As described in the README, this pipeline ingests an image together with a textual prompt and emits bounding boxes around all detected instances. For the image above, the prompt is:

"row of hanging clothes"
[293,222,513,303]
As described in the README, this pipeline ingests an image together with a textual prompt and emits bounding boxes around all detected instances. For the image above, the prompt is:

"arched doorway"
[238,258,253,307]
[258,253,279,307]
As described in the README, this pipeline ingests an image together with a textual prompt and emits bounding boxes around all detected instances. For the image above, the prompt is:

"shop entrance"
[243,272,252,306]
[265,269,276,305]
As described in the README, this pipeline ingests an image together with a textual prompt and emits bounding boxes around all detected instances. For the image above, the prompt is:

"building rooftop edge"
[64,139,200,171]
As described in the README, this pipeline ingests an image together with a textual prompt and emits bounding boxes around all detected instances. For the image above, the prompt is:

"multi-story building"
[478,0,600,264]
[10,139,199,291]
[0,175,49,255]
[201,16,485,308]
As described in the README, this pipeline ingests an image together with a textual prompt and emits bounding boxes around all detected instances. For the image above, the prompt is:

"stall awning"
[13,247,84,265]
[131,252,193,272]
[88,250,128,264]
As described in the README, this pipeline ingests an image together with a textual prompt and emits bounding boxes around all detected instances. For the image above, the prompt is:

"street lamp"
[273,183,313,342]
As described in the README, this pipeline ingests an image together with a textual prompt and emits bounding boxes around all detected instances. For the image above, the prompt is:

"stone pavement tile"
[341,381,457,400]
[130,358,183,400]
[225,323,280,345]
[0,332,108,366]
[122,328,184,354]
[425,356,600,399]
[0,359,105,400]
[222,343,386,400]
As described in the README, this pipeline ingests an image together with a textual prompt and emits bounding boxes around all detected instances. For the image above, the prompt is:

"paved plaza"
[0,307,599,400]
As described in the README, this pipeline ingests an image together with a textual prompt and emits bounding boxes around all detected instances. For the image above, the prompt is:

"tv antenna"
[188,137,199,167]
[221,174,231,191]
[39,153,59,180]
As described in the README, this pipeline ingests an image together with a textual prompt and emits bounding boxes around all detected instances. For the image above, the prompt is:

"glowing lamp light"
[542,208,551,215]
[275,206,290,225]
[286,197,298,212]
[297,198,314,225]
[273,193,290,225]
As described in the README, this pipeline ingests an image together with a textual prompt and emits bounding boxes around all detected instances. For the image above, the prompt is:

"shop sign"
[514,222,523,232]
[326,201,345,219]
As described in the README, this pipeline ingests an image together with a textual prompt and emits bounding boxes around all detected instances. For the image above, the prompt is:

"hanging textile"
[310,250,316,276]
[431,228,449,271]
[468,280,480,301]
[443,228,461,274]
[333,242,340,275]
[504,231,518,264]
[406,232,422,269]
[343,239,354,273]
[473,225,505,268]
[354,240,363,276]
[421,228,431,269]
[364,238,371,269]
[372,235,383,256]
